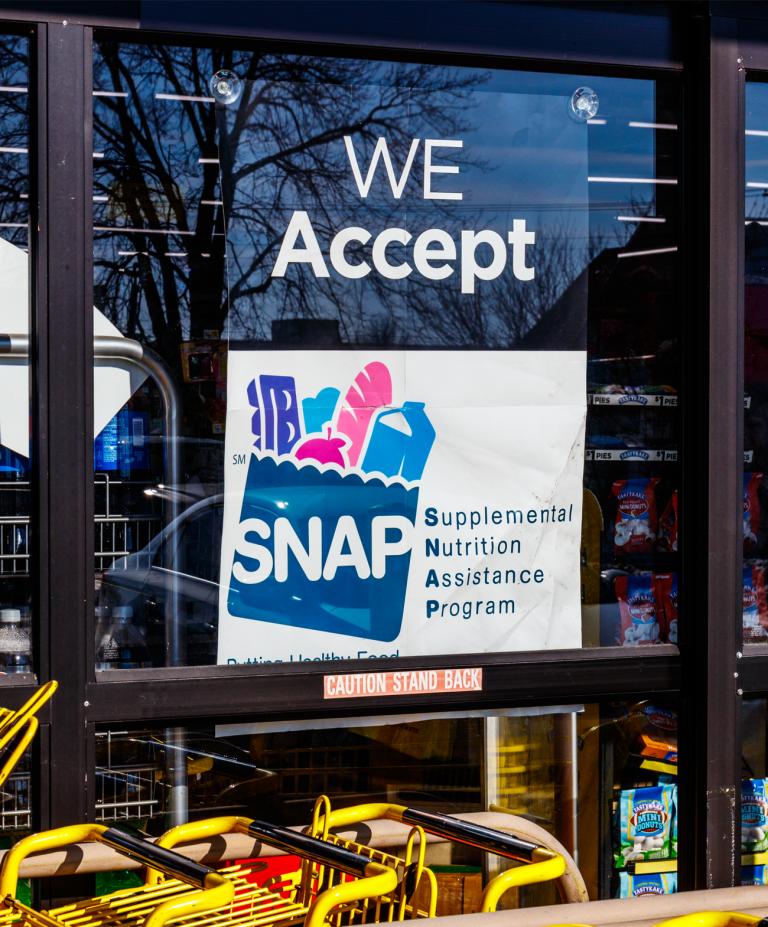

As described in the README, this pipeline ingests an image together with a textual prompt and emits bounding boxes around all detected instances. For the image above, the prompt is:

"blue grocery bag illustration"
[227,361,433,642]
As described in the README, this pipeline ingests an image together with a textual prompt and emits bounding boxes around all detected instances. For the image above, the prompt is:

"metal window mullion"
[678,13,744,892]
[41,20,93,840]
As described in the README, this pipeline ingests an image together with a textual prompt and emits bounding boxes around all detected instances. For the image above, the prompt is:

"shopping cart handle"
[399,806,545,862]
[0,681,57,790]
[99,828,223,889]
[246,819,381,879]
[150,815,388,884]
[320,802,545,863]
[0,823,230,900]
[480,852,566,911]
[0,824,105,898]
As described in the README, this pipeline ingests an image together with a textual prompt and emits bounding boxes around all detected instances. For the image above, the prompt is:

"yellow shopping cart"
[0,822,234,927]
[0,682,56,791]
[310,798,566,913]
[147,813,430,923]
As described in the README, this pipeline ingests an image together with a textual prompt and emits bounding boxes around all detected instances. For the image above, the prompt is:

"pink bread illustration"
[294,428,347,468]
[335,362,392,467]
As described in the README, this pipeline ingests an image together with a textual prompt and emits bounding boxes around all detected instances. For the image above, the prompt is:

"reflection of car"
[95,729,281,833]
[98,494,225,666]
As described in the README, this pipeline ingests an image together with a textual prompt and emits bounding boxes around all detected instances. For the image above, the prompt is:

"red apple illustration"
[295,428,347,468]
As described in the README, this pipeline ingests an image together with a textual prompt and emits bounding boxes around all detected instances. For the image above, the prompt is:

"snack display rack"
[583,373,680,650]
[590,702,678,899]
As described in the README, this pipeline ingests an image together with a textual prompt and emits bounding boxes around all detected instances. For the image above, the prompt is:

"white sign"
[217,349,585,664]
[217,87,589,664]
[0,239,146,459]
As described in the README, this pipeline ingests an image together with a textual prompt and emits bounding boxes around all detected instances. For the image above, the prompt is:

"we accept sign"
[217,90,589,664]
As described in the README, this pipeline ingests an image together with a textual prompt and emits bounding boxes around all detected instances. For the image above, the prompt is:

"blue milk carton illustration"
[362,403,436,482]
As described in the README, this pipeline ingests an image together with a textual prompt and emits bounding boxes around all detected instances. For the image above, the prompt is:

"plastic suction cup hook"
[568,87,599,123]
[210,69,242,106]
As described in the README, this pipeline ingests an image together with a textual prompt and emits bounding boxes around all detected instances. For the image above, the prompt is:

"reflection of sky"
[472,69,665,242]
[92,48,670,343]
[746,82,768,220]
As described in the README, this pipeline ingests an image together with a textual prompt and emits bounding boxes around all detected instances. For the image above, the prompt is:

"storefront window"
[96,698,679,905]
[91,43,680,669]
[739,699,768,884]
[0,35,33,683]
[744,81,768,645]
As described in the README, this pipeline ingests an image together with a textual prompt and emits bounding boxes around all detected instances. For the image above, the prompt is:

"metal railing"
[95,730,162,822]
[0,770,30,830]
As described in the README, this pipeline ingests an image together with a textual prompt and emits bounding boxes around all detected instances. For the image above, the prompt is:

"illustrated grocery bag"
[227,454,418,642]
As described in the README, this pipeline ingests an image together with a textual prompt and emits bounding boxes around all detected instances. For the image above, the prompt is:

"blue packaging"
[742,865,768,886]
[672,783,678,857]
[618,872,677,898]
[614,784,675,866]
[95,411,149,471]
[742,779,768,853]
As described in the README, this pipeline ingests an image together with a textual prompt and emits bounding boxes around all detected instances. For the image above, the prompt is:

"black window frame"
[0,0,756,901]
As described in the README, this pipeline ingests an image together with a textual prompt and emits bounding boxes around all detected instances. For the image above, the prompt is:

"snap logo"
[228,361,435,642]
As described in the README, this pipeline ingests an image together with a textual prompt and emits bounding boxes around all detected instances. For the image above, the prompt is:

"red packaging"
[658,491,678,553]
[656,572,678,644]
[743,565,768,642]
[612,478,661,555]
[744,473,764,551]
[616,574,664,645]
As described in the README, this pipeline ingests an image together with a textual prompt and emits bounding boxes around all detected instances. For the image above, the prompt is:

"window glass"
[97,699,680,905]
[740,699,768,884]
[0,36,31,683]
[92,43,680,668]
[0,32,34,845]
[744,81,768,646]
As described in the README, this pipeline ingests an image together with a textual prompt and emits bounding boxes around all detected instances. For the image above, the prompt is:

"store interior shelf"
[588,394,677,407]
[625,753,678,776]
[585,449,678,462]
[624,858,678,875]
[742,852,768,866]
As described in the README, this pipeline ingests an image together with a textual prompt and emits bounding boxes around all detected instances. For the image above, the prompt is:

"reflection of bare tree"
[93,42,602,355]
[399,221,589,348]
[93,43,485,355]
[0,37,29,249]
